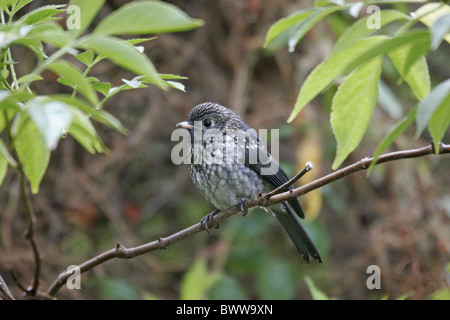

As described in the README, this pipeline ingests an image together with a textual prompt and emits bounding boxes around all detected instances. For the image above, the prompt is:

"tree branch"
[3,110,42,297]
[266,142,449,205]
[19,169,41,295]
[264,161,314,198]
[46,142,450,298]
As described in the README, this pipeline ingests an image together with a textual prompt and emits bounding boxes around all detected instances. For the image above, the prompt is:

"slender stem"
[1,10,19,90]
[268,142,450,204]
[265,161,314,198]
[4,111,42,296]
[6,48,19,89]
[19,168,41,294]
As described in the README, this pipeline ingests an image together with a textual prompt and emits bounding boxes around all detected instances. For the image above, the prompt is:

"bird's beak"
[176,120,195,130]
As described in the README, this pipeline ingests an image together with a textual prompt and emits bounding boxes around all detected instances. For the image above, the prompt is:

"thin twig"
[4,111,42,297]
[19,169,41,295]
[265,161,314,198]
[267,142,450,205]
[11,270,54,300]
[46,142,450,298]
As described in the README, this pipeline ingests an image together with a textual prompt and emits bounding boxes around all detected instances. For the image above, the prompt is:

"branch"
[46,142,450,298]
[264,161,314,198]
[266,142,449,205]
[4,110,42,297]
[19,169,41,295]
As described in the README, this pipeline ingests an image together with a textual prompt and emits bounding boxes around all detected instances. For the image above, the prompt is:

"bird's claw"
[238,198,248,217]
[200,209,220,233]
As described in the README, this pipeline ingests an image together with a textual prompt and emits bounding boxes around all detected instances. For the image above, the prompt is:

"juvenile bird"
[176,102,322,263]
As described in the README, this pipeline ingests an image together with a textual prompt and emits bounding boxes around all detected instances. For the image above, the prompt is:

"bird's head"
[176,102,246,133]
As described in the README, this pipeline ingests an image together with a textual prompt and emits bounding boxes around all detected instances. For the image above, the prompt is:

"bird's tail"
[273,204,322,263]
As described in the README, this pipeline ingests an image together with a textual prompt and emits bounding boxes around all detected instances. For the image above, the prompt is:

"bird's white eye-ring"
[203,119,213,127]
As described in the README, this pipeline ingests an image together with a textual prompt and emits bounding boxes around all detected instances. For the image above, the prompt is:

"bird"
[176,102,322,263]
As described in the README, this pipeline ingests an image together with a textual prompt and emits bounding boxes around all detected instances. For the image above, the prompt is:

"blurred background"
[1,0,449,299]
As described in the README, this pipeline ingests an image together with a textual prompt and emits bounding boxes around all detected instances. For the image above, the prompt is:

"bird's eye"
[203,120,213,127]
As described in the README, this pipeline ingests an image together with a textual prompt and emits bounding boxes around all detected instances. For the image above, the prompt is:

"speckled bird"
[177,102,322,263]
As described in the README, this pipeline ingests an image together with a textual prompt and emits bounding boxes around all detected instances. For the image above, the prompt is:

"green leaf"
[28,22,71,48]
[416,79,450,137]
[13,37,47,60]
[0,90,34,112]
[264,8,318,48]
[106,77,148,98]
[17,74,43,85]
[166,81,185,92]
[331,57,383,170]
[180,259,208,300]
[85,76,99,83]
[0,151,7,186]
[93,1,203,36]
[331,9,409,56]
[121,78,142,89]
[288,36,385,123]
[92,82,111,97]
[159,74,188,80]
[339,29,429,75]
[0,111,5,132]
[68,0,106,36]
[349,2,364,18]
[429,287,450,300]
[94,109,128,135]
[388,45,430,100]
[47,60,99,105]
[0,0,32,14]
[288,30,429,122]
[0,137,17,168]
[77,35,166,89]
[74,50,94,65]
[14,113,50,194]
[41,95,107,154]
[415,3,450,45]
[429,94,450,152]
[27,97,73,150]
[430,14,450,50]
[50,94,127,135]
[0,0,16,11]
[315,0,345,6]
[287,5,344,52]
[126,37,157,45]
[68,108,106,153]
[367,106,417,176]
[17,5,65,25]
[304,276,332,300]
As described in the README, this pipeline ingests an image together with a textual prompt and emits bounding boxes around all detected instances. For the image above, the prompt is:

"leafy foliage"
[0,0,203,193]
[265,0,450,169]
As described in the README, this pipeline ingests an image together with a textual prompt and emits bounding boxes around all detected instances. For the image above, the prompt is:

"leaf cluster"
[0,0,203,192]
[265,0,450,170]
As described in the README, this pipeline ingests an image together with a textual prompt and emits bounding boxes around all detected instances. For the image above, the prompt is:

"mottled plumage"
[177,102,322,263]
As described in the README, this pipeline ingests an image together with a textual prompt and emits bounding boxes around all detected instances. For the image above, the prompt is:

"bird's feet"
[237,198,248,217]
[200,209,220,233]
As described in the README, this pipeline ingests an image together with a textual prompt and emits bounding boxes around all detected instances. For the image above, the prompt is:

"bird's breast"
[188,162,264,210]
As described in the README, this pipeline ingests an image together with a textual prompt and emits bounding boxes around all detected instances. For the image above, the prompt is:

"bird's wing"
[240,127,305,219]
